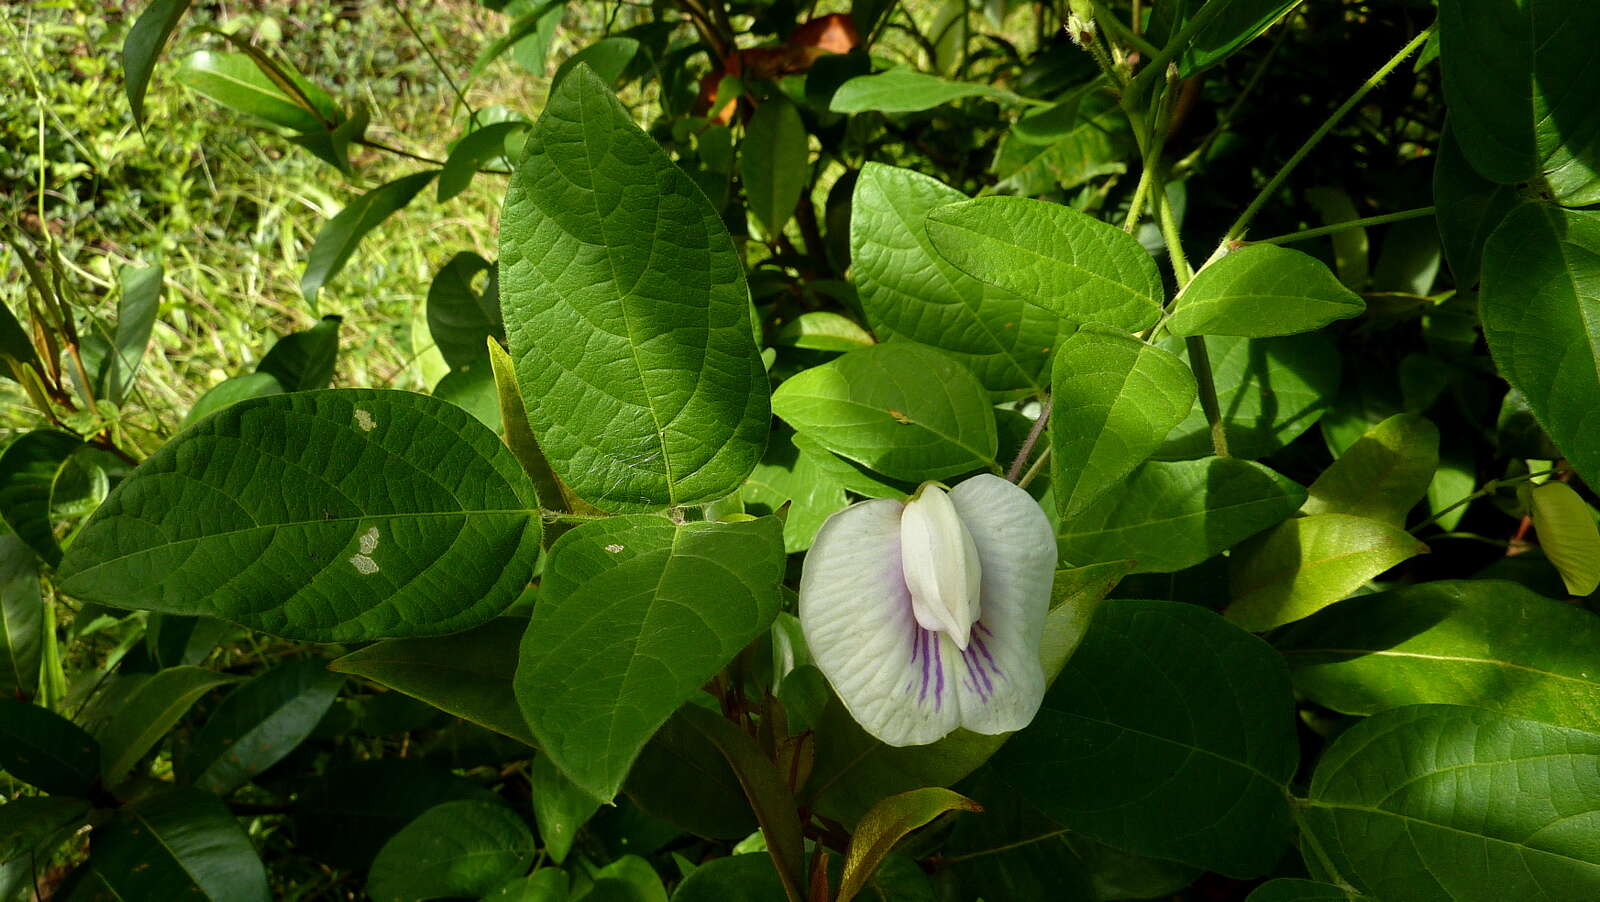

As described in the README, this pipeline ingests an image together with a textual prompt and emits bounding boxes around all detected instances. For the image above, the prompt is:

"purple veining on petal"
[962,637,996,700]
[933,635,945,710]
[917,629,932,703]
[973,634,1003,682]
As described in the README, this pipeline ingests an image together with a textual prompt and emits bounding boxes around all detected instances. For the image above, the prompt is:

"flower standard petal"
[799,498,961,747]
[900,483,984,648]
[946,474,1057,735]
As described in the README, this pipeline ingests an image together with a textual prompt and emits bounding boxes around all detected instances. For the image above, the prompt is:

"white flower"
[798,474,1057,747]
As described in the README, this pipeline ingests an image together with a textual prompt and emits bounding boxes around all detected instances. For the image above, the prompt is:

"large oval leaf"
[57,389,540,642]
[1301,413,1439,526]
[1434,126,1520,288]
[989,599,1299,878]
[367,800,535,902]
[1479,204,1600,488]
[1438,0,1600,205]
[500,65,769,510]
[925,195,1164,334]
[0,698,100,796]
[0,535,42,699]
[514,515,785,801]
[182,659,343,795]
[1304,705,1600,901]
[1156,333,1341,460]
[849,164,1057,390]
[1168,245,1365,338]
[85,788,270,901]
[1056,457,1305,573]
[0,430,82,566]
[1051,325,1196,517]
[771,343,999,482]
[1225,514,1428,632]
[93,665,237,783]
[742,96,808,236]
[1277,579,1600,733]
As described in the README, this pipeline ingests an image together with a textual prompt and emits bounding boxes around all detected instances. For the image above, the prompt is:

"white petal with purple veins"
[800,499,961,746]
[800,475,1057,747]
[947,474,1056,735]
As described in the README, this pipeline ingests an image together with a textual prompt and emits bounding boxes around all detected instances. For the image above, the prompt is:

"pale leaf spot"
[348,554,379,575]
[605,544,625,553]
[354,409,377,432]
[349,527,381,573]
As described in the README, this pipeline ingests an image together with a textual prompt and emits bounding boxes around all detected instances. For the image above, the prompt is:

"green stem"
[1409,468,1565,535]
[391,0,475,121]
[1186,336,1229,457]
[1224,24,1434,242]
[1124,0,1235,102]
[1091,1,1160,59]
[1018,446,1052,490]
[1251,206,1436,246]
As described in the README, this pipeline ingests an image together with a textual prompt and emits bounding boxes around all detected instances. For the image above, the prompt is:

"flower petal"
[947,474,1056,735]
[799,498,961,746]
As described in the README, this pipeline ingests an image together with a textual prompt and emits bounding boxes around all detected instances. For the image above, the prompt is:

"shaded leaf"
[0,430,82,567]
[530,752,600,864]
[122,0,195,126]
[1226,513,1427,632]
[514,516,784,800]
[93,665,236,782]
[742,96,809,236]
[989,599,1298,877]
[1434,126,1520,288]
[257,315,341,392]
[84,788,269,902]
[1277,579,1600,733]
[302,172,436,309]
[0,535,42,698]
[183,658,342,795]
[292,758,500,870]
[184,371,283,426]
[367,800,535,902]
[427,252,502,371]
[0,697,100,795]
[837,788,980,902]
[1302,413,1439,525]
[439,121,529,202]
[1156,333,1341,460]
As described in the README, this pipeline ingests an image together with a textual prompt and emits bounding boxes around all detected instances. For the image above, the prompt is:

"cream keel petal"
[799,498,961,746]
[900,484,983,648]
[947,474,1057,735]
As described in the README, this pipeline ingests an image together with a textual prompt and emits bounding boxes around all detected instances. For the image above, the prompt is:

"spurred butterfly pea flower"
[798,474,1056,746]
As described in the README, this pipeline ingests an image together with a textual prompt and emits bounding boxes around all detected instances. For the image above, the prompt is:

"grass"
[0,0,574,444]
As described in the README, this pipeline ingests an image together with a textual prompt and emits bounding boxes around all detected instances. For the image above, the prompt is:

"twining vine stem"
[1252,206,1437,246]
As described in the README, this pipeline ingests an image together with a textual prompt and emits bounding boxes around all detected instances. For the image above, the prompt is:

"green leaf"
[1277,579,1600,733]
[1302,414,1439,525]
[623,708,757,841]
[93,665,237,782]
[1157,333,1341,460]
[805,562,1131,824]
[85,788,270,901]
[671,855,787,902]
[989,599,1298,877]
[0,430,82,566]
[257,314,341,391]
[184,372,283,426]
[514,515,784,800]
[122,0,194,126]
[0,299,43,384]
[1051,325,1197,517]
[57,390,541,642]
[1304,705,1600,901]
[0,796,88,865]
[741,96,809,237]
[849,164,1056,390]
[771,343,999,482]
[990,94,1133,195]
[331,615,533,745]
[146,614,229,668]
[434,364,502,431]
[428,252,503,371]
[290,100,369,174]
[96,262,161,407]
[1434,126,1520,288]
[293,759,500,870]
[500,65,769,510]
[1154,0,1300,76]
[1168,245,1365,338]
[484,868,569,902]
[773,312,875,352]
[1529,481,1600,596]
[529,752,600,864]
[0,535,42,698]
[741,432,848,553]
[838,789,981,902]
[551,36,640,91]
[830,68,1023,113]
[472,0,565,76]
[439,121,529,202]
[0,697,100,795]
[486,340,569,512]
[1225,514,1427,632]
[175,50,334,133]
[367,800,535,902]
[302,171,436,309]
[1438,0,1600,205]
[1245,880,1365,902]
[1056,457,1305,573]
[1479,204,1600,487]
[182,659,341,795]
[925,196,1164,333]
